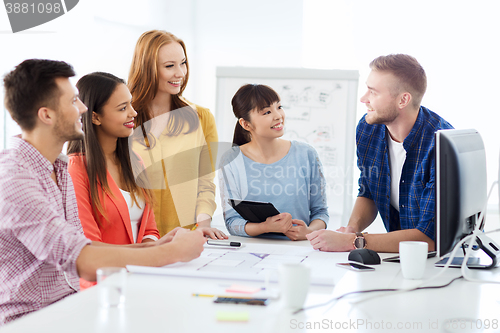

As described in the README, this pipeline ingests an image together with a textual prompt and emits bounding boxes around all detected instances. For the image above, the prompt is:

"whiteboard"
[215,67,359,227]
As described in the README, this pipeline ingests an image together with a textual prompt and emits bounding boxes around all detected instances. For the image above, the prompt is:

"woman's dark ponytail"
[232,121,250,146]
[230,84,279,146]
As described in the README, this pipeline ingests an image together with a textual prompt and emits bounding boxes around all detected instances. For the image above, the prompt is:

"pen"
[191,223,199,231]
[206,240,241,247]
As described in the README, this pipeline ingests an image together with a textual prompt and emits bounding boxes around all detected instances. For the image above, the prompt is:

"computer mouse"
[348,248,381,265]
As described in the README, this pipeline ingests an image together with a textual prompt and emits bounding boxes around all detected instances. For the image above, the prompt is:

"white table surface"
[3,236,500,333]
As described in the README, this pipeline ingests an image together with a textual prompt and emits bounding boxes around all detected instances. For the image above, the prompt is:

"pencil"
[192,293,215,298]
[191,223,199,231]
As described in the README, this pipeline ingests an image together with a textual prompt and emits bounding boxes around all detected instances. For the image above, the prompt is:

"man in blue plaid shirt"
[308,54,453,253]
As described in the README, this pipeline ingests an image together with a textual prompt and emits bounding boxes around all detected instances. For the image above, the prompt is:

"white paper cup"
[279,263,310,310]
[399,241,428,279]
[96,267,127,308]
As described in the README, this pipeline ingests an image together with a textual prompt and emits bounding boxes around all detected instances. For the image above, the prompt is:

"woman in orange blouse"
[67,72,161,288]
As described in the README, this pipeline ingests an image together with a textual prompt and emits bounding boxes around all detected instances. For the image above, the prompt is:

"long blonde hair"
[128,30,198,140]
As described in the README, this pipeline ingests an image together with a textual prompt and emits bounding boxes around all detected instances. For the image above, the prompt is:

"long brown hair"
[128,30,198,144]
[67,72,154,225]
[231,84,280,146]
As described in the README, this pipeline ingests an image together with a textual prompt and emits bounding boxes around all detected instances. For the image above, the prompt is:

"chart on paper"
[127,243,336,286]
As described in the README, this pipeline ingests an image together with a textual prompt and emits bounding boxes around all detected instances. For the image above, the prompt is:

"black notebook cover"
[228,199,280,222]
[228,199,288,238]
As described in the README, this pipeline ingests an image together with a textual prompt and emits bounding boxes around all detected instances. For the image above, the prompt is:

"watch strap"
[353,232,367,249]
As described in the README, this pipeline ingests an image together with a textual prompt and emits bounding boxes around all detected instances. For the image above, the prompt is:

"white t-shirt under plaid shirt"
[0,137,91,324]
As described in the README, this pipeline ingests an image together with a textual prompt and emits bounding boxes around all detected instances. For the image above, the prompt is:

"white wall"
[303,0,500,218]
[1,0,499,227]
[0,0,304,146]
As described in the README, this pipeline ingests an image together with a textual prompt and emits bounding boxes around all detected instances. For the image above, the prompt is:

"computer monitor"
[435,129,499,269]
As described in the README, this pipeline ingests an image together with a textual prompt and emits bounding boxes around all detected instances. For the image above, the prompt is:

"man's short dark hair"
[3,59,75,131]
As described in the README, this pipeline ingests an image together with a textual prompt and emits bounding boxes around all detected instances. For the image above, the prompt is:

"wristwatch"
[353,232,367,249]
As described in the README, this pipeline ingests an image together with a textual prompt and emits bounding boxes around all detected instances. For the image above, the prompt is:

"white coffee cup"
[279,263,310,310]
[96,267,127,307]
[399,241,428,279]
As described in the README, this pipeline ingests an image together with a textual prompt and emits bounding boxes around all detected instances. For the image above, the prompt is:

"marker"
[206,240,241,247]
[191,223,199,231]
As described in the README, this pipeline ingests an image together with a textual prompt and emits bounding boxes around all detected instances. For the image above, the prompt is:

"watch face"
[354,237,365,249]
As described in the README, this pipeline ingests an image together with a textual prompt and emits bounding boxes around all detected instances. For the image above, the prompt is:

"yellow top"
[131,102,218,236]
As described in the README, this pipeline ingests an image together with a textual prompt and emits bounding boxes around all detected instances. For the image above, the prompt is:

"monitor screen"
[435,129,487,258]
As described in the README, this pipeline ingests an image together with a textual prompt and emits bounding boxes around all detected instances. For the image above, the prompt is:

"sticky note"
[216,311,249,322]
[225,284,262,294]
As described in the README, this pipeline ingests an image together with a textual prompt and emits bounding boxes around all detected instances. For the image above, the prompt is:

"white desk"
[3,236,500,333]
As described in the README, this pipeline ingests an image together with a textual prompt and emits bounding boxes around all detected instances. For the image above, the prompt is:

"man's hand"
[156,227,185,245]
[306,229,354,252]
[169,229,205,262]
[336,225,357,233]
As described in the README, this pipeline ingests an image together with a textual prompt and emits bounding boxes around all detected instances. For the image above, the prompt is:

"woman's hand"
[198,227,228,240]
[263,213,293,234]
[284,219,311,241]
[196,213,228,239]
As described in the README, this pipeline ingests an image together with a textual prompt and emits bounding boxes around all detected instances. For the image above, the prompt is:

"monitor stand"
[435,233,500,269]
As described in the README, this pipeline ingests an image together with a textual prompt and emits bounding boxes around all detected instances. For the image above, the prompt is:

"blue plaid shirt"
[356,106,453,240]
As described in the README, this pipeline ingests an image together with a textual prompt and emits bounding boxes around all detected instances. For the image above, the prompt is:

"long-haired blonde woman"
[128,30,226,239]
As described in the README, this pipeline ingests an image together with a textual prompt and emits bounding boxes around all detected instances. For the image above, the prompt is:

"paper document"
[127,243,335,286]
